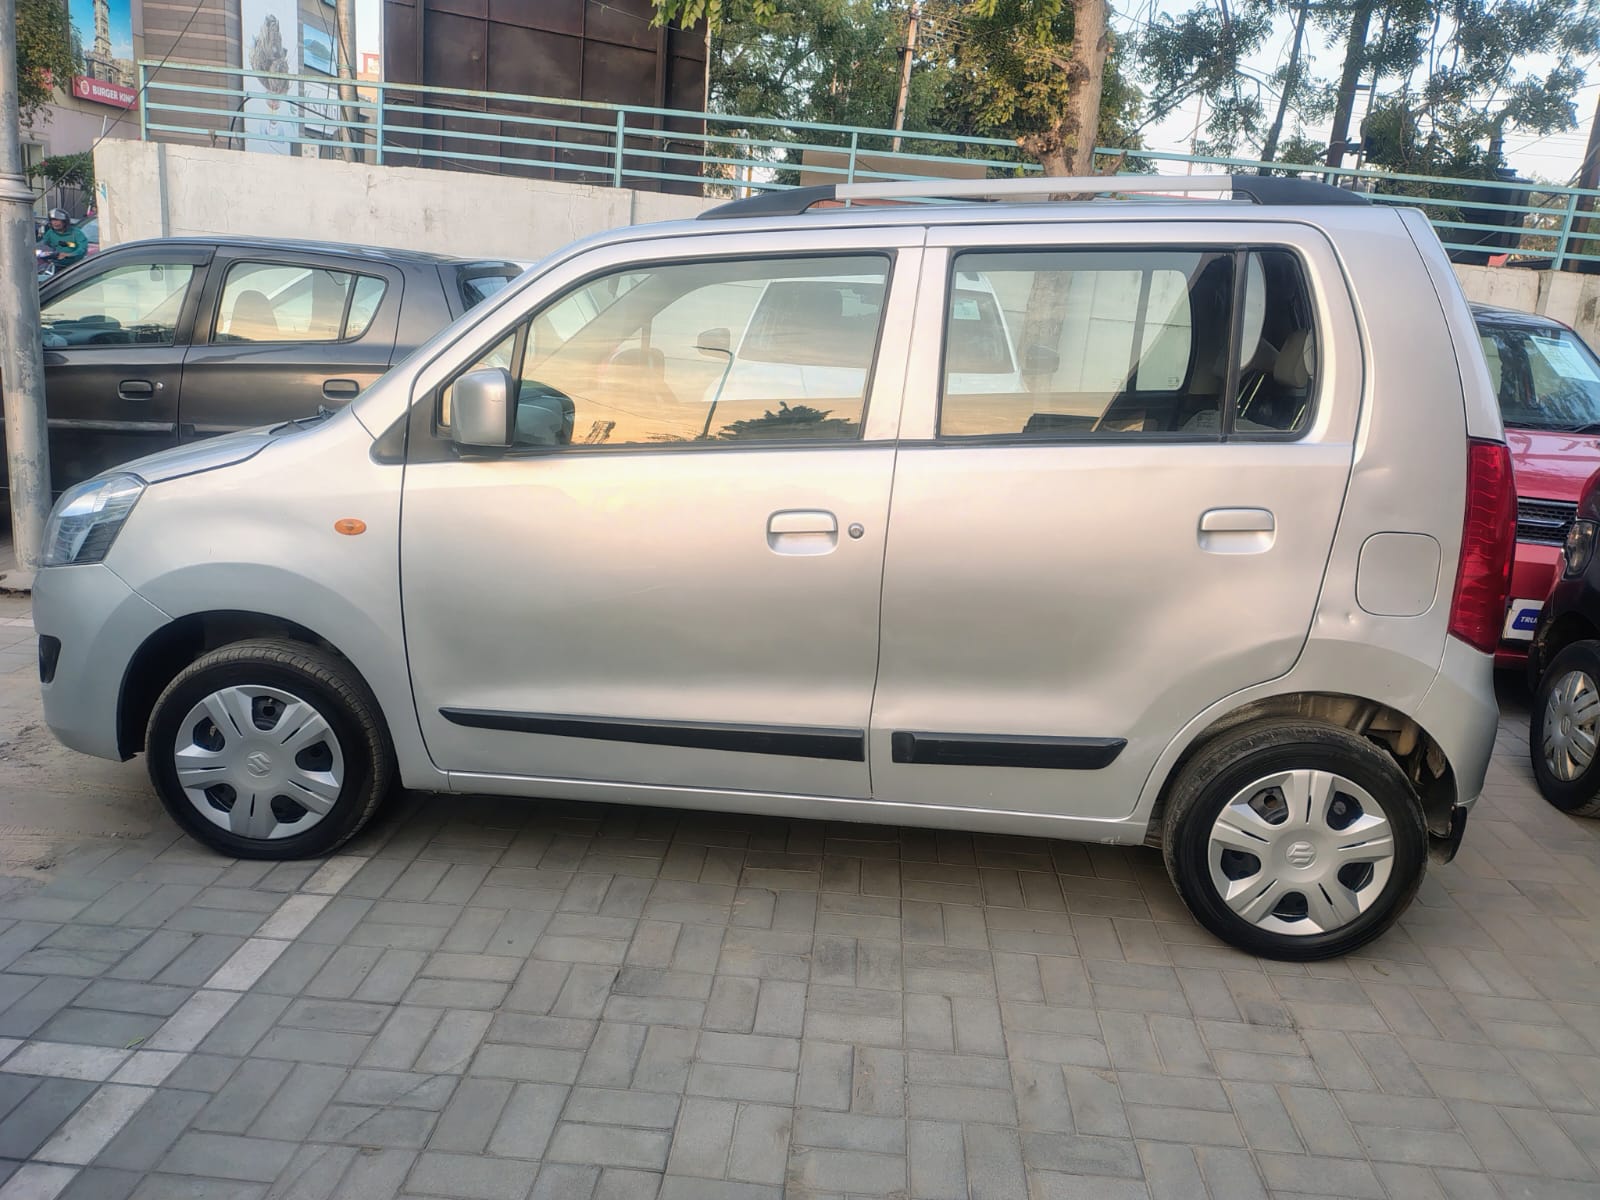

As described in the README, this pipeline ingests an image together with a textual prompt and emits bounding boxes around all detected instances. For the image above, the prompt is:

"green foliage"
[15,0,76,122]
[922,1,1139,149]
[1355,1,1597,178]
[26,151,94,193]
[651,0,778,27]
[1133,1,1275,155]
[712,0,936,132]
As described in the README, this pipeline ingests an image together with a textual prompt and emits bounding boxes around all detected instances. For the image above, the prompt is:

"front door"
[870,222,1362,823]
[38,249,209,489]
[401,230,921,797]
[178,250,402,438]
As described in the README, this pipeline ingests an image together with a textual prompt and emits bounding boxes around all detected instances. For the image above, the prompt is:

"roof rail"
[698,173,1368,219]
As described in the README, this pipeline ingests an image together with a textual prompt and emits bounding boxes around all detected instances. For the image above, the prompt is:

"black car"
[4,237,519,494]
[1527,469,1600,817]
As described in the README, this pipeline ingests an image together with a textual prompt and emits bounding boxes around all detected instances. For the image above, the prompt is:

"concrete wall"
[95,140,718,263]
[1450,263,1600,345]
[95,140,1600,348]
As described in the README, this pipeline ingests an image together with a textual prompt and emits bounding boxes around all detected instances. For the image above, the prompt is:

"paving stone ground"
[1,589,1598,1199]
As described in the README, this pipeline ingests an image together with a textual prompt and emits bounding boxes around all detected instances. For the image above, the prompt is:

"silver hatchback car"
[33,175,1512,960]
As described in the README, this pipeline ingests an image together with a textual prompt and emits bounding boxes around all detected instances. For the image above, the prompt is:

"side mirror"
[696,327,732,357]
[451,367,515,449]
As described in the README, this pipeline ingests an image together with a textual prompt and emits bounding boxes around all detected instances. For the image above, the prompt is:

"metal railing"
[137,61,1600,269]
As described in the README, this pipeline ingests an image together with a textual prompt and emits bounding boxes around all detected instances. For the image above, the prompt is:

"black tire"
[1530,640,1600,817]
[1161,720,1428,961]
[146,638,393,859]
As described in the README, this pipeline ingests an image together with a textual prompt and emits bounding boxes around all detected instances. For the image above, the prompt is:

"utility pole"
[0,0,53,579]
[335,0,361,162]
[891,1,920,153]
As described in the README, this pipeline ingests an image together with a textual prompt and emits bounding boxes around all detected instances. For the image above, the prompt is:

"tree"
[1354,0,1598,178]
[1133,0,1276,158]
[711,0,939,133]
[920,0,1137,175]
[658,0,1129,177]
[15,0,75,122]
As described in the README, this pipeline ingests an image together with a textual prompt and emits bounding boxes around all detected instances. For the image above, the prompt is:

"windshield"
[1481,323,1600,432]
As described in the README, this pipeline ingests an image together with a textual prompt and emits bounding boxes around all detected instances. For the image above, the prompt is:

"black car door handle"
[322,379,360,401]
[118,380,155,401]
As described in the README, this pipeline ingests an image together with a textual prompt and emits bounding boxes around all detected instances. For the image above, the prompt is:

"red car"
[1474,304,1600,668]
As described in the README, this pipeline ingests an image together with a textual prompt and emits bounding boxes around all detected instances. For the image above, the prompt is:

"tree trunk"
[1016,0,1111,392]
[1325,0,1373,168]
[1056,0,1110,177]
[1259,0,1309,170]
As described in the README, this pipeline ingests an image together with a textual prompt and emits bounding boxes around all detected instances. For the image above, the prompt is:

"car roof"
[1470,302,1571,334]
[100,235,514,269]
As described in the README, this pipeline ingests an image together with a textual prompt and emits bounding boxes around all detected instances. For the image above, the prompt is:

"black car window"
[213,261,388,344]
[41,262,196,347]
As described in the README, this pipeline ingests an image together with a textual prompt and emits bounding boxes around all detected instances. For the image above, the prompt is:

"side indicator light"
[334,518,367,536]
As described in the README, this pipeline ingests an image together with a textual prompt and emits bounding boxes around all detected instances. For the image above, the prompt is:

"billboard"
[69,0,134,107]
[241,0,299,153]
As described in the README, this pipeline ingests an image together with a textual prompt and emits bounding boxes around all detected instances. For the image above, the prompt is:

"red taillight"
[1448,439,1517,654]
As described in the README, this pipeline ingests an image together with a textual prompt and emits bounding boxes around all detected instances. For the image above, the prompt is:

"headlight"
[1564,519,1597,579]
[42,474,145,566]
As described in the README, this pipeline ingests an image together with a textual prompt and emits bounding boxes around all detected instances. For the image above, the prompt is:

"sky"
[1113,1,1598,184]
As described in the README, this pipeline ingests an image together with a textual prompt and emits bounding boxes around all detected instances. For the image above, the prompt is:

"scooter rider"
[39,208,88,268]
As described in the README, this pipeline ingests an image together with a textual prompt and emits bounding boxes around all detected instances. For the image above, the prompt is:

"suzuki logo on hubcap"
[245,751,272,778]
[1285,841,1316,868]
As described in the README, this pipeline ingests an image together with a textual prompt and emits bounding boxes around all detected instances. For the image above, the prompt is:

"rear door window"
[938,246,1317,440]
[212,261,388,344]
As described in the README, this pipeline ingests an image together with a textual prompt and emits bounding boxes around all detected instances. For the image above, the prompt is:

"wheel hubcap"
[172,685,345,841]
[1543,669,1599,782]
[1206,768,1395,936]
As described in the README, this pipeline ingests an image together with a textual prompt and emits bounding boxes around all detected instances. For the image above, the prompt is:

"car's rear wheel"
[1530,640,1600,817]
[146,638,393,859]
[1162,721,1427,961]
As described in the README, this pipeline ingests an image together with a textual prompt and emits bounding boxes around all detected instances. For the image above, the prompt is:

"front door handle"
[767,509,838,556]
[1199,507,1275,553]
[118,379,155,401]
[322,378,360,401]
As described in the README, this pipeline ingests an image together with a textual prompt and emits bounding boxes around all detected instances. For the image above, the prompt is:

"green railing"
[136,61,1600,269]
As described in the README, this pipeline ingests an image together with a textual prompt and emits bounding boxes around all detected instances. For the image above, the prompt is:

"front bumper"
[33,563,169,761]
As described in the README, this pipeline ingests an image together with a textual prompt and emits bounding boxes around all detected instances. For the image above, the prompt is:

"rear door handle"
[118,379,154,401]
[1199,507,1275,553]
[322,378,360,401]
[767,509,838,556]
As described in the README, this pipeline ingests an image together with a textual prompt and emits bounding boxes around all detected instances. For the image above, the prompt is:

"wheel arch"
[1530,611,1600,686]
[117,610,386,759]
[1145,691,1456,852]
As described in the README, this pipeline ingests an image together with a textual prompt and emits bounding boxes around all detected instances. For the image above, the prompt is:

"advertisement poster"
[241,0,298,154]
[68,0,135,107]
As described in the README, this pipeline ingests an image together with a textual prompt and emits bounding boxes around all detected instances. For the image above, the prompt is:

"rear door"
[37,247,210,489]
[869,221,1363,822]
[177,249,403,438]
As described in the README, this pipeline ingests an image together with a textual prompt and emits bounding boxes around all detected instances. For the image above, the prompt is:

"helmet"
[48,208,69,222]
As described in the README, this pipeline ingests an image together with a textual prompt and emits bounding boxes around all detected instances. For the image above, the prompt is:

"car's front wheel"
[1162,721,1427,961]
[146,638,393,859]
[1530,640,1600,817]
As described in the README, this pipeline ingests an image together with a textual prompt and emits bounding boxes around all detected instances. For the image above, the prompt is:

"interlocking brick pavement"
[1,591,1598,1198]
